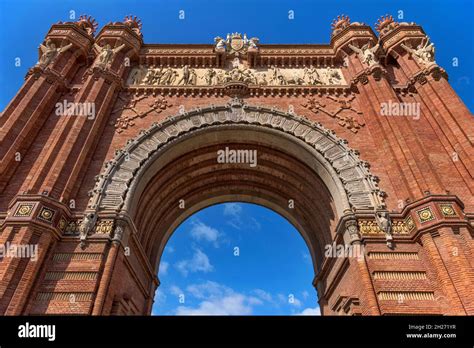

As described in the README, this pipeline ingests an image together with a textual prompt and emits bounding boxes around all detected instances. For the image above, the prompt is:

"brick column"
[419,232,466,314]
[23,22,142,204]
[0,224,57,315]
[0,21,94,193]
[380,23,474,196]
[355,254,381,315]
[433,227,474,314]
[91,241,119,315]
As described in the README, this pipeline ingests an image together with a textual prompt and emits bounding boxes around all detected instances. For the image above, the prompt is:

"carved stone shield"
[230,37,244,51]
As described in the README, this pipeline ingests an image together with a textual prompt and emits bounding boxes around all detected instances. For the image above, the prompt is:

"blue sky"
[0,0,473,111]
[152,203,318,315]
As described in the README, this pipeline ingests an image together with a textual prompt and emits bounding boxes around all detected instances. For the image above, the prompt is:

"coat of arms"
[214,32,259,54]
[229,33,244,51]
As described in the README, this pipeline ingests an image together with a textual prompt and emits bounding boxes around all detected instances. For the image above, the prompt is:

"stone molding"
[86,100,386,218]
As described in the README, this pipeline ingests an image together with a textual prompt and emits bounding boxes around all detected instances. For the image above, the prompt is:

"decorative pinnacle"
[123,15,143,33]
[76,15,98,35]
[375,14,398,33]
[331,14,351,31]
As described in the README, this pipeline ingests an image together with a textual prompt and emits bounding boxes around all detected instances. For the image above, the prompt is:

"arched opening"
[152,202,319,315]
[88,104,385,315]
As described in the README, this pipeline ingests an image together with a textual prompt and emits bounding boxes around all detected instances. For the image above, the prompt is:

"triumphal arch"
[0,15,473,315]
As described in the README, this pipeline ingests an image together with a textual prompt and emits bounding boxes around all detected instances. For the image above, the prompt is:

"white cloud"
[252,289,273,302]
[186,280,229,299]
[174,281,266,315]
[222,203,261,231]
[223,203,242,218]
[276,293,302,307]
[277,293,286,303]
[190,220,220,246]
[290,296,302,307]
[223,203,244,230]
[175,294,253,315]
[151,289,167,315]
[175,249,214,277]
[247,296,263,306]
[169,285,184,296]
[297,306,321,316]
[159,261,169,276]
[250,217,261,231]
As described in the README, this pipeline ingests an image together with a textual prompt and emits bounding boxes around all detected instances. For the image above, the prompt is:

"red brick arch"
[82,103,385,277]
[0,15,473,316]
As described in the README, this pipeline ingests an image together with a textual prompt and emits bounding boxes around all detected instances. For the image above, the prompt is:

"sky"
[0,0,472,316]
[152,203,319,315]
[0,0,473,111]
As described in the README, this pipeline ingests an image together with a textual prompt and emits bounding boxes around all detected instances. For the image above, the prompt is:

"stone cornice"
[3,194,74,239]
[83,66,126,90]
[86,101,386,220]
[25,66,70,92]
[46,23,95,53]
[356,194,471,243]
[378,24,426,60]
[126,84,351,98]
[95,24,143,58]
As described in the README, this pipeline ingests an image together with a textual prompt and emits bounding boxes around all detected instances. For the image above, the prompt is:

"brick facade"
[0,15,473,315]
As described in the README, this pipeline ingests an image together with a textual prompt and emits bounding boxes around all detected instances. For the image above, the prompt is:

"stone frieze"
[126,65,347,87]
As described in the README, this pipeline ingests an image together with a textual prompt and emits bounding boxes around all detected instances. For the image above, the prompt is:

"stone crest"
[214,32,259,54]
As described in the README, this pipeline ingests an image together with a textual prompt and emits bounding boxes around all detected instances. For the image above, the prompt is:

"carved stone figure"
[375,210,393,248]
[160,66,175,85]
[256,73,268,85]
[269,65,287,85]
[401,37,436,65]
[216,70,226,84]
[229,67,243,81]
[169,70,179,85]
[79,212,97,245]
[277,75,287,85]
[248,37,259,50]
[188,68,197,85]
[128,65,146,85]
[348,42,380,66]
[345,219,361,244]
[38,39,73,68]
[177,65,190,85]
[152,67,164,85]
[242,68,256,84]
[222,32,256,53]
[214,36,226,50]
[324,67,342,84]
[287,71,305,85]
[204,68,216,85]
[94,43,126,68]
[143,68,155,85]
[127,65,345,87]
[303,66,321,85]
[112,221,125,242]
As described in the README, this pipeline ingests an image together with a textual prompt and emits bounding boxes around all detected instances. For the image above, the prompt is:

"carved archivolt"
[87,99,385,215]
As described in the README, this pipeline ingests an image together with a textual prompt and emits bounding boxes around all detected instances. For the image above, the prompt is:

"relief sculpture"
[126,65,346,86]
